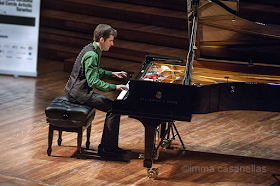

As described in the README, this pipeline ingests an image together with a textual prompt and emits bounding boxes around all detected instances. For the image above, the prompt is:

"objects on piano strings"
[141,63,186,84]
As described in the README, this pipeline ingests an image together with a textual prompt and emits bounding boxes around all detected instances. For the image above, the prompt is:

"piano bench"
[45,96,96,159]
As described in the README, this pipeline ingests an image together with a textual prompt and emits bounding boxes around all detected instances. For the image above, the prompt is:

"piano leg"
[144,126,156,168]
[144,126,160,180]
[132,117,170,179]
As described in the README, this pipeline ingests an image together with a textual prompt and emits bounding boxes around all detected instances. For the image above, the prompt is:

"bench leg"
[58,130,62,146]
[86,124,91,150]
[47,125,54,156]
[77,128,82,159]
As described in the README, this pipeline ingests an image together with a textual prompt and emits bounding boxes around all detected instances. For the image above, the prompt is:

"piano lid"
[194,0,280,66]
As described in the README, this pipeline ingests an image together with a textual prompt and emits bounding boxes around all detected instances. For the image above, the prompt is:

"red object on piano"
[145,74,157,79]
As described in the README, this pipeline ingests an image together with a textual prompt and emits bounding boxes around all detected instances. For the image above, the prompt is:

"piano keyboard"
[116,81,129,100]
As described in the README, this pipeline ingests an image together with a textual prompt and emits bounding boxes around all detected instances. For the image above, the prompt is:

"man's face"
[100,35,114,51]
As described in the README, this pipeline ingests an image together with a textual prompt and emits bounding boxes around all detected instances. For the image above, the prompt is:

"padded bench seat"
[45,96,96,158]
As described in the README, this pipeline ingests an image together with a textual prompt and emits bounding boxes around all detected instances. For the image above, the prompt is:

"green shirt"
[81,42,116,92]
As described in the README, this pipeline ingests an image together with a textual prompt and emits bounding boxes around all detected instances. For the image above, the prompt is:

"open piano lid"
[195,0,280,66]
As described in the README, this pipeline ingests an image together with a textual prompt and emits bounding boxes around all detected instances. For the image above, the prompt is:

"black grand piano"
[112,0,280,179]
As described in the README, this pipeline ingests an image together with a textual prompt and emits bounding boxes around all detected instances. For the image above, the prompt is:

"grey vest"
[64,43,97,104]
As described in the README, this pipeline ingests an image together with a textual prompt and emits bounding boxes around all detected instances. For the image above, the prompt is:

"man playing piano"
[64,24,129,157]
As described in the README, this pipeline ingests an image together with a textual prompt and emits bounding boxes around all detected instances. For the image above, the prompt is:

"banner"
[0,0,41,77]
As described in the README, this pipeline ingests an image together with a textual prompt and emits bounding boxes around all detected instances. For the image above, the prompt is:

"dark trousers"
[69,92,120,149]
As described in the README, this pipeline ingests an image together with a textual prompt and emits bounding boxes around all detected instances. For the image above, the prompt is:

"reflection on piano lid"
[195,0,280,66]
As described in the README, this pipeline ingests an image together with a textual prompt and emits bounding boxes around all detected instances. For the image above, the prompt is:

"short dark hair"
[93,24,117,42]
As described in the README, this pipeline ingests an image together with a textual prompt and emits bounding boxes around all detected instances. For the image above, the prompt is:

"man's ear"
[99,37,104,43]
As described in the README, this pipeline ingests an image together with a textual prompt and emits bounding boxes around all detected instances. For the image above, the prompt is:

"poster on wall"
[0,0,41,77]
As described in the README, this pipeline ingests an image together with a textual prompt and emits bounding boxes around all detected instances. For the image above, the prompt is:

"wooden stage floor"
[1,58,280,185]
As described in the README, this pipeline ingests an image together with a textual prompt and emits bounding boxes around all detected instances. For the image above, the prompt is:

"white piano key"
[116,81,129,100]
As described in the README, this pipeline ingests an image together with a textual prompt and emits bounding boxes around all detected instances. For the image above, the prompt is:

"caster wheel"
[147,168,158,180]
[161,139,171,149]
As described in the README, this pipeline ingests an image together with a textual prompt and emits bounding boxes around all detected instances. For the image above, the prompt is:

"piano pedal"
[139,152,160,161]
[147,168,159,180]
[161,139,172,149]
[138,153,158,160]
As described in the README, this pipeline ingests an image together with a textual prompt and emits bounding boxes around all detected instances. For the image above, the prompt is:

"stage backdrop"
[0,0,41,77]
